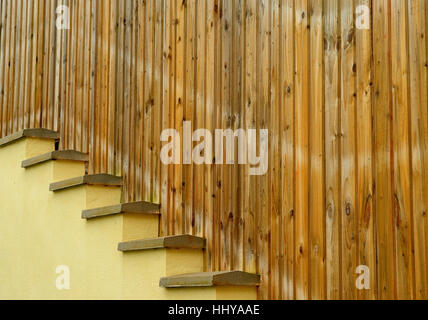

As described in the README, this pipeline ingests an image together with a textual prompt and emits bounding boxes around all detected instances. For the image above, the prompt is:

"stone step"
[159,271,260,288]
[49,174,123,192]
[0,129,59,148]
[22,150,88,168]
[118,235,206,252]
[82,201,161,219]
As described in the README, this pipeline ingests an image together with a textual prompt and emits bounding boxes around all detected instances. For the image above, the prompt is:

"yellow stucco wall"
[0,138,257,300]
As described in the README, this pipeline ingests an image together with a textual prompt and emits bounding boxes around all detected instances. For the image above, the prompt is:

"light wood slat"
[0,0,427,300]
[373,0,395,300]
[309,0,325,300]
[118,235,206,252]
[324,0,341,300]
[160,271,260,288]
[340,0,357,300]
[294,0,310,300]
[356,0,376,301]
[82,201,161,219]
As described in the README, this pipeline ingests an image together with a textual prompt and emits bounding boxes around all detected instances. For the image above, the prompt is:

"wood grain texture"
[0,0,427,300]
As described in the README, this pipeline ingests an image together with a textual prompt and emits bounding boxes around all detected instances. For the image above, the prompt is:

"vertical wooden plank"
[220,0,231,271]
[135,0,144,200]
[243,0,257,276]
[270,0,281,300]
[59,0,68,150]
[152,0,163,204]
[53,0,63,133]
[373,0,396,300]
[0,0,8,135]
[184,0,195,235]
[356,0,377,300]
[324,0,341,300]
[29,0,39,129]
[75,0,84,150]
[121,0,132,199]
[41,0,52,130]
[81,0,92,152]
[309,0,325,300]
[17,0,28,130]
[93,0,101,169]
[128,0,136,201]
[232,0,244,273]
[6,0,17,134]
[204,0,216,270]
[174,0,185,234]
[101,0,111,172]
[193,0,206,239]
[89,0,97,171]
[143,0,153,202]
[391,0,415,300]
[167,0,176,234]
[281,0,295,300]
[107,0,117,173]
[47,0,57,131]
[66,0,76,148]
[213,0,221,272]
[161,0,173,236]
[12,0,22,132]
[294,0,309,300]
[115,0,125,176]
[409,0,428,300]
[257,0,271,300]
[340,0,357,300]
[25,0,34,129]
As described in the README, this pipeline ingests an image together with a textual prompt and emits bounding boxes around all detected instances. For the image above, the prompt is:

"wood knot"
[346,203,352,216]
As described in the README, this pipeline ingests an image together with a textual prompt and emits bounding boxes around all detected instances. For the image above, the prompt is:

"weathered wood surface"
[0,0,427,300]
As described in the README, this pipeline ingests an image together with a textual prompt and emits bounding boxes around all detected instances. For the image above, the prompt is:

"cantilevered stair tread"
[82,201,161,219]
[159,271,261,288]
[22,150,89,168]
[49,174,123,191]
[118,235,206,252]
[0,129,59,148]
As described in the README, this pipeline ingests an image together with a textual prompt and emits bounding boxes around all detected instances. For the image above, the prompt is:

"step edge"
[50,174,123,192]
[118,235,206,252]
[82,201,161,219]
[22,150,89,168]
[0,129,59,148]
[159,271,261,288]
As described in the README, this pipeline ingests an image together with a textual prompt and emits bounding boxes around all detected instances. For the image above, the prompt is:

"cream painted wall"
[0,138,257,300]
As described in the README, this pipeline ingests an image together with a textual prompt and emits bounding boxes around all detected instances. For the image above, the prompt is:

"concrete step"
[0,129,59,148]
[160,271,260,288]
[22,150,88,169]
[49,174,123,192]
[118,235,206,252]
[159,271,260,300]
[82,201,160,219]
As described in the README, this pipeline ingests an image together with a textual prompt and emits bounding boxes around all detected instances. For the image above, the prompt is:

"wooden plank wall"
[0,0,427,300]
